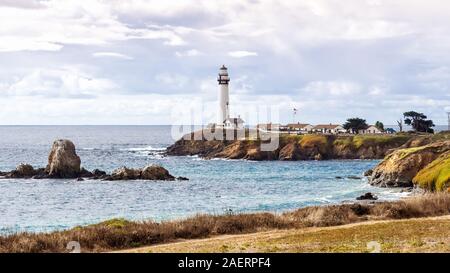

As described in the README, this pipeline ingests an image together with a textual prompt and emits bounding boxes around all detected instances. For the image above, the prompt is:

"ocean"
[0,125,411,233]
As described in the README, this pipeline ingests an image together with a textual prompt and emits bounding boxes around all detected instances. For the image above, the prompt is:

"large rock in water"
[45,139,81,178]
[369,141,450,187]
[106,164,175,181]
[108,167,141,180]
[140,165,174,180]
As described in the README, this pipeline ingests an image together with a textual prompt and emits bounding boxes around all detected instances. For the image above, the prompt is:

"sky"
[0,0,450,125]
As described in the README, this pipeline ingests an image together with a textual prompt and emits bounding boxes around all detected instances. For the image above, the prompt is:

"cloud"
[301,81,361,96]
[175,49,202,57]
[228,51,258,58]
[3,67,119,98]
[0,0,44,9]
[368,86,386,96]
[155,73,189,89]
[1,0,450,125]
[93,52,133,60]
[0,0,186,52]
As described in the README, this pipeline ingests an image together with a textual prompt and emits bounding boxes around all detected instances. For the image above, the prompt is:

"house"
[385,128,396,134]
[257,123,281,131]
[313,124,346,134]
[359,125,383,134]
[224,117,245,129]
[286,123,314,133]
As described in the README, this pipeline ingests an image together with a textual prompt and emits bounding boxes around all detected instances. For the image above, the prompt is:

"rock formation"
[356,192,378,200]
[278,142,300,160]
[46,139,81,178]
[105,164,175,181]
[0,139,181,182]
[4,164,45,179]
[141,165,174,180]
[368,141,450,188]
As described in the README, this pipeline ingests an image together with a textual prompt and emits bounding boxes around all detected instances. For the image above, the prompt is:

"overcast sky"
[1,0,450,125]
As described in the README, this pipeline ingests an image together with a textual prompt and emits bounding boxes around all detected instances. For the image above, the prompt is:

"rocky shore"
[0,139,183,181]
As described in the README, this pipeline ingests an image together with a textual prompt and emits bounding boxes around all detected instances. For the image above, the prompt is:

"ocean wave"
[121,146,167,152]
[80,147,96,151]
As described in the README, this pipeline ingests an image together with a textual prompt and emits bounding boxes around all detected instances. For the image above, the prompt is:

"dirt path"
[114,215,450,253]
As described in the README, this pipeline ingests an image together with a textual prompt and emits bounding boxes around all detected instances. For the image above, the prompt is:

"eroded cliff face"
[368,141,450,188]
[166,131,414,161]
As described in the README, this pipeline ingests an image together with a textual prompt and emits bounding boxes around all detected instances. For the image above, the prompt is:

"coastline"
[1,193,448,253]
[1,128,448,252]
[1,162,412,235]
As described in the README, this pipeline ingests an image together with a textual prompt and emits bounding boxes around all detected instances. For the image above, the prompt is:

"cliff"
[166,130,415,161]
[368,141,450,188]
[1,139,180,181]
[366,131,450,190]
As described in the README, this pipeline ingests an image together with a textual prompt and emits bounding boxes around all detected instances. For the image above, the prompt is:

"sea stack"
[46,139,81,178]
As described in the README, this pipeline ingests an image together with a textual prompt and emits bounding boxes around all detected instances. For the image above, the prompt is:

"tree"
[343,118,368,134]
[403,111,435,133]
[375,121,384,131]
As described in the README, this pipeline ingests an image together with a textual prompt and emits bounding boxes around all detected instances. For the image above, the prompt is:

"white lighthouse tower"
[217,65,230,125]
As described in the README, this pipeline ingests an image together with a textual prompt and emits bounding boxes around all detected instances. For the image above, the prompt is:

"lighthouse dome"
[219,65,228,75]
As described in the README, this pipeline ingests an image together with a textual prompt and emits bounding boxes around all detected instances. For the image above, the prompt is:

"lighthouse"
[209,65,244,130]
[217,65,230,125]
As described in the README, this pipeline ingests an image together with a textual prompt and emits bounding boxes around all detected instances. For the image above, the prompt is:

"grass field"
[121,216,450,253]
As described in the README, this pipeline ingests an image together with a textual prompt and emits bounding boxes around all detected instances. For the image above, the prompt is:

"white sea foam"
[121,146,167,152]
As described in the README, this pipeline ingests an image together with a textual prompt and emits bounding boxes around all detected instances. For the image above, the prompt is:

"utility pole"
[447,112,450,131]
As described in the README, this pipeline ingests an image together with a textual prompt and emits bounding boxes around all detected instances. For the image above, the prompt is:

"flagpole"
[293,108,297,124]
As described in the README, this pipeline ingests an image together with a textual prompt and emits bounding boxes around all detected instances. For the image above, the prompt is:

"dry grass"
[1,193,450,253]
[332,135,411,150]
[138,216,450,253]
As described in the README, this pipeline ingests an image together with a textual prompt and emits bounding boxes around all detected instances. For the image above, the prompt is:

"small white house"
[224,117,245,130]
[313,124,346,134]
[286,123,314,133]
[359,125,383,134]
